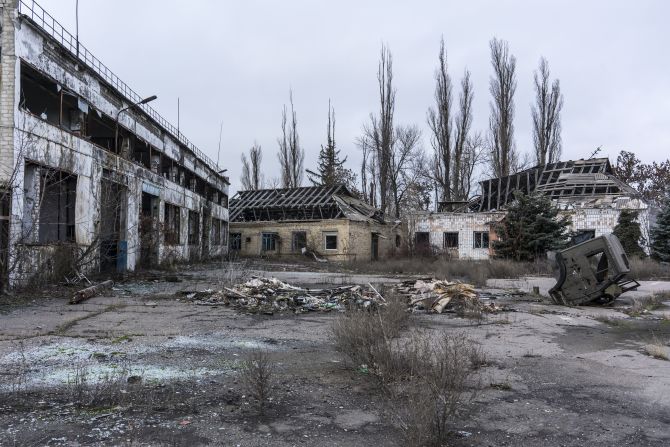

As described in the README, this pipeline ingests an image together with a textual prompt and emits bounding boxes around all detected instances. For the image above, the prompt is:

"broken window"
[324,232,338,251]
[395,235,401,248]
[474,231,489,249]
[230,233,242,251]
[188,211,199,245]
[164,203,181,245]
[221,221,228,247]
[292,231,307,252]
[20,63,61,126]
[262,233,277,251]
[572,229,596,246]
[443,232,459,249]
[36,168,77,243]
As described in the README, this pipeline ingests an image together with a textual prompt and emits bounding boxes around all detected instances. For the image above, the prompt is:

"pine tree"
[493,191,571,261]
[307,100,348,187]
[651,197,670,262]
[613,210,645,258]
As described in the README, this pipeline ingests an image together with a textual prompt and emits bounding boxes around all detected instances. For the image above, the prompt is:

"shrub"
[240,349,276,415]
[332,305,481,447]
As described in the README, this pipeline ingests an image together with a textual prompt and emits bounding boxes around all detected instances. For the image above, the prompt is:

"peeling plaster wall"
[230,220,401,262]
[411,198,650,260]
[413,212,506,260]
[2,14,228,286]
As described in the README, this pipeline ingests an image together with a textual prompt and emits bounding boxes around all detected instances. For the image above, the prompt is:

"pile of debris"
[393,279,503,314]
[181,277,385,314]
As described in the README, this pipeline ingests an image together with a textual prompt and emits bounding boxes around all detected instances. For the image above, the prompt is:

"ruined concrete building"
[229,185,402,261]
[411,158,649,259]
[0,1,229,287]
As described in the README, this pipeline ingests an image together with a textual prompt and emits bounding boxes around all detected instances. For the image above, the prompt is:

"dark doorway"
[139,192,159,267]
[415,232,430,256]
[371,233,379,261]
[99,177,127,272]
[0,190,10,291]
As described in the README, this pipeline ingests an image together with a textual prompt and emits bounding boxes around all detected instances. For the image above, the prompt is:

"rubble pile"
[393,279,503,313]
[182,277,385,313]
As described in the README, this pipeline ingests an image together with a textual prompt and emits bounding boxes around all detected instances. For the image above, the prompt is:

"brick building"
[229,185,402,262]
[0,1,229,287]
[410,158,649,259]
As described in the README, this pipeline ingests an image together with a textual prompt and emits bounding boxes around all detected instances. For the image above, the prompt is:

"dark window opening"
[474,231,489,249]
[395,234,401,248]
[262,233,277,251]
[230,232,242,250]
[37,168,77,243]
[292,231,307,252]
[164,203,181,245]
[212,218,222,245]
[443,232,459,249]
[572,229,595,246]
[324,233,337,250]
[188,211,200,245]
[20,63,61,126]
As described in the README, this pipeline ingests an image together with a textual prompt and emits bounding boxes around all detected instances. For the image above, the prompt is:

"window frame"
[473,231,490,249]
[262,232,277,251]
[443,232,459,249]
[324,232,338,251]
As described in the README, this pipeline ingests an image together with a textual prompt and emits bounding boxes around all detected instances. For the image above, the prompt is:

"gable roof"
[229,184,386,223]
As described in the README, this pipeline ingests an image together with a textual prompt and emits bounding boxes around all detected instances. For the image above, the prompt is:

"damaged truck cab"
[549,234,640,305]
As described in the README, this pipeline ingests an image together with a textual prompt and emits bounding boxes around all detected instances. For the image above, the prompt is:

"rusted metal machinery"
[549,234,640,305]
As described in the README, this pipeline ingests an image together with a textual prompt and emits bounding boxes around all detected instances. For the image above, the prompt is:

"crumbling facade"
[411,158,649,259]
[0,1,229,287]
[229,185,402,262]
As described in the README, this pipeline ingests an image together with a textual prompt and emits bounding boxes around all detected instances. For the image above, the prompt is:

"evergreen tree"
[493,191,571,261]
[651,197,670,262]
[613,210,645,258]
[307,100,351,187]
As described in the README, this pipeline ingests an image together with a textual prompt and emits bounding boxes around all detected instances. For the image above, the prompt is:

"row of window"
[415,231,491,250]
[442,231,490,249]
[20,62,228,207]
[230,231,339,252]
[163,202,227,246]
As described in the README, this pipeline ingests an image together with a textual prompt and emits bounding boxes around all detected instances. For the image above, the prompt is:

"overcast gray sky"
[47,0,670,194]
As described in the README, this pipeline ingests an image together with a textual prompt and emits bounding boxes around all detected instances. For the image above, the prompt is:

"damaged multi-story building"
[410,158,649,259]
[229,185,402,261]
[0,1,229,288]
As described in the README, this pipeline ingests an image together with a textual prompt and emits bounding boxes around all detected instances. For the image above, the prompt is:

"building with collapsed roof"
[0,1,229,288]
[229,185,402,261]
[410,158,649,259]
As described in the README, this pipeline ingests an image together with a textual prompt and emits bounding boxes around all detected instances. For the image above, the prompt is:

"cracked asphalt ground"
[1,262,670,446]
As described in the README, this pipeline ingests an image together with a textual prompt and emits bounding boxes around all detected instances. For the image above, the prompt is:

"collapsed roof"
[473,158,642,212]
[229,184,386,223]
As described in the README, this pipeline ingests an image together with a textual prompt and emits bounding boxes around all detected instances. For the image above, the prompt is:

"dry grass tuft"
[629,258,670,280]
[627,295,666,317]
[643,343,669,361]
[332,305,482,446]
[348,258,552,287]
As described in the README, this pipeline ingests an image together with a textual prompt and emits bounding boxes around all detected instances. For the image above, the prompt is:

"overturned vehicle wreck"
[549,234,640,305]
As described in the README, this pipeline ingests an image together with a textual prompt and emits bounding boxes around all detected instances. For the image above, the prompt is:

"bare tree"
[532,57,563,166]
[390,125,424,218]
[427,37,454,202]
[488,37,518,178]
[452,70,483,201]
[360,44,395,214]
[277,90,304,188]
[240,142,263,190]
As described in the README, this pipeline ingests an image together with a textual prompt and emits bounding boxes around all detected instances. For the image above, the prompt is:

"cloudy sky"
[47,0,670,194]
